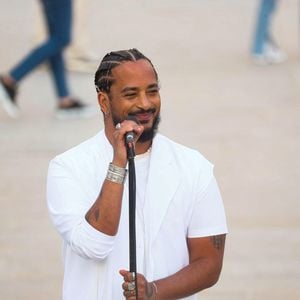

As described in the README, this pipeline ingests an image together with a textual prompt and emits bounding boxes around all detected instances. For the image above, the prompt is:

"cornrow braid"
[94,48,158,94]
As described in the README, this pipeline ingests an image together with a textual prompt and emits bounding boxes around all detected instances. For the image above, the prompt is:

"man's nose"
[137,93,151,109]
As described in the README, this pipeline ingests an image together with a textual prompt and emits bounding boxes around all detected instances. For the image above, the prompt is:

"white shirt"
[135,150,151,275]
[47,130,228,299]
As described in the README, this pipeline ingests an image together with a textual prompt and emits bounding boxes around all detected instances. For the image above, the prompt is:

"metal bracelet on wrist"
[106,163,127,184]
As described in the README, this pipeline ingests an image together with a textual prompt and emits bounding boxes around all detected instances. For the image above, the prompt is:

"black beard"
[112,113,160,143]
[138,114,160,142]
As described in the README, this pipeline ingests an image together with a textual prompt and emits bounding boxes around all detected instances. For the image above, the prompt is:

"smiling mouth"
[129,109,156,123]
[135,112,153,122]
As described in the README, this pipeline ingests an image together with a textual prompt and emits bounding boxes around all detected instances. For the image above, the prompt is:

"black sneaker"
[55,99,98,120]
[0,76,19,118]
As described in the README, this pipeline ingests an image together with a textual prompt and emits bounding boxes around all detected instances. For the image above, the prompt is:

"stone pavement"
[0,0,299,299]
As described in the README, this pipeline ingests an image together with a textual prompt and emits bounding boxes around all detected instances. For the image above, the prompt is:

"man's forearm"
[85,178,124,236]
[153,258,222,299]
[153,235,226,299]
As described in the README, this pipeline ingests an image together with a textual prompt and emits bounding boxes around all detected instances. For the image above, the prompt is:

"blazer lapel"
[143,134,181,246]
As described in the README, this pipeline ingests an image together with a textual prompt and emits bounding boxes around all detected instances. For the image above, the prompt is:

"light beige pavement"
[0,0,299,299]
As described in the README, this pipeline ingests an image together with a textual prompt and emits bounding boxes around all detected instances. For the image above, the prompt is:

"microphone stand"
[127,141,138,299]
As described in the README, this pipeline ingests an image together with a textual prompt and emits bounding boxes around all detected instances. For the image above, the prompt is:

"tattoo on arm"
[210,234,225,250]
[93,208,100,221]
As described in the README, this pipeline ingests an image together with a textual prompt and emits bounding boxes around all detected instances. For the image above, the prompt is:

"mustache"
[128,108,156,116]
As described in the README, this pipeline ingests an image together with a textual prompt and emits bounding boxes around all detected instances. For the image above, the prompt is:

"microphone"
[125,115,140,146]
[125,131,135,145]
[125,116,139,159]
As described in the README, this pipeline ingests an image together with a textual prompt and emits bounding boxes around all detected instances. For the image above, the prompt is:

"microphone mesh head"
[126,132,135,143]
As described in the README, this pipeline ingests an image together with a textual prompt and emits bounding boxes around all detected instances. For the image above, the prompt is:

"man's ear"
[98,92,110,116]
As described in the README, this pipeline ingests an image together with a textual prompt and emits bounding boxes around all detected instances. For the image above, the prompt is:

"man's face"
[106,59,161,142]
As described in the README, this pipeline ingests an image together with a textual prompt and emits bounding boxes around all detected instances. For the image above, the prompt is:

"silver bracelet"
[106,163,127,184]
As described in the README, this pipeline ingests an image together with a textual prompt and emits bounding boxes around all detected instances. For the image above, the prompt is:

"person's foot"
[252,42,287,66]
[55,98,98,120]
[0,76,19,118]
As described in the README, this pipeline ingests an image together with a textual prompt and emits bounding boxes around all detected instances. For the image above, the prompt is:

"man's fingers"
[119,270,137,282]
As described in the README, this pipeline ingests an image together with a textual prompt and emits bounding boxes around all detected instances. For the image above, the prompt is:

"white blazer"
[47,130,227,299]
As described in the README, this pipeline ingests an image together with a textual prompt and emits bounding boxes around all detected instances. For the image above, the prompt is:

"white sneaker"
[0,78,20,118]
[252,43,287,66]
[264,42,287,64]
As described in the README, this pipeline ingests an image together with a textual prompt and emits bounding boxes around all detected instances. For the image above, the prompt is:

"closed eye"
[147,89,159,96]
[124,93,137,99]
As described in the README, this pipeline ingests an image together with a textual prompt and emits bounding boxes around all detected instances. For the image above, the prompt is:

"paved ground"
[0,0,299,299]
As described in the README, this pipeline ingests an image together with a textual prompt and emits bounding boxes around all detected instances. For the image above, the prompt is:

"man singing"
[47,48,228,299]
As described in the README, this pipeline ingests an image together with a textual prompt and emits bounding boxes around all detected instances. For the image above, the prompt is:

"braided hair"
[94,48,158,94]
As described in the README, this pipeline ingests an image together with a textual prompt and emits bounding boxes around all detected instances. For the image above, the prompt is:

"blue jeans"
[10,0,72,98]
[252,0,277,55]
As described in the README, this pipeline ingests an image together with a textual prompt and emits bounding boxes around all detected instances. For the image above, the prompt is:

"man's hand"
[112,120,143,168]
[119,269,157,300]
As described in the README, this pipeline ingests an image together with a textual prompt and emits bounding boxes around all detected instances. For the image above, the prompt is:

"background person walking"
[0,0,95,119]
[251,0,287,65]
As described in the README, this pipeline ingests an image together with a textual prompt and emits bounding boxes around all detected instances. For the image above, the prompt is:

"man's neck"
[135,140,152,155]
